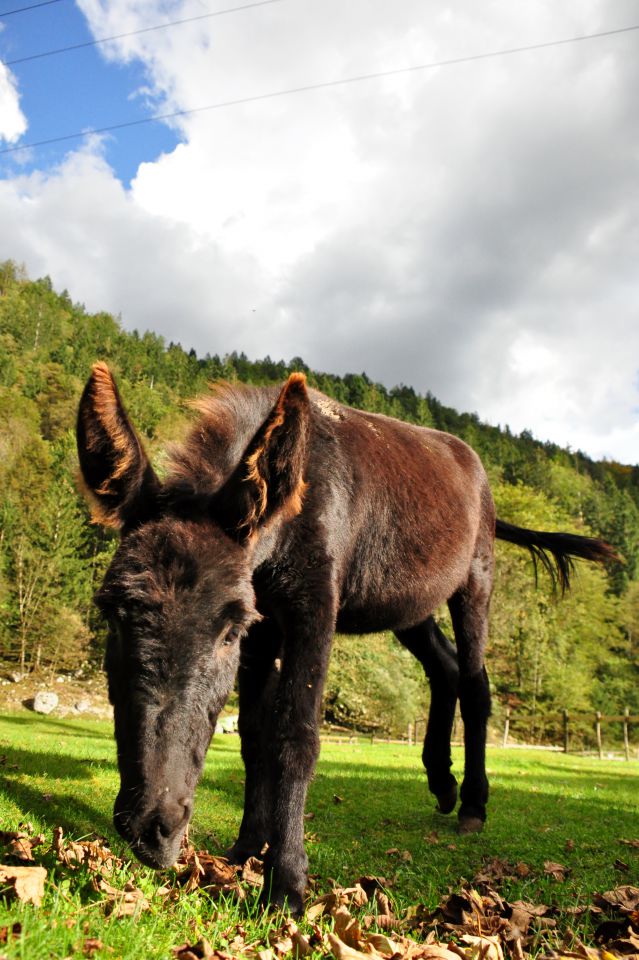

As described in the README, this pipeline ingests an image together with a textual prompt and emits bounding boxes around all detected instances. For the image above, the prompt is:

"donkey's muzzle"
[114,791,192,868]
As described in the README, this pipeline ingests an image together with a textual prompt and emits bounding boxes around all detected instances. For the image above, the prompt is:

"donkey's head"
[77,363,310,868]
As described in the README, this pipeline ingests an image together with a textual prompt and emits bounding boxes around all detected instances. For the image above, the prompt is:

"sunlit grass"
[1,713,638,958]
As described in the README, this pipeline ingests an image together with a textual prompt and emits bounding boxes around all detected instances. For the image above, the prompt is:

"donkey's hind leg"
[448,553,493,833]
[396,617,459,815]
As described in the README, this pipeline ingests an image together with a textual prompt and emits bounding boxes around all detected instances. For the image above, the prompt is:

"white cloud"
[0,62,27,144]
[1,0,638,463]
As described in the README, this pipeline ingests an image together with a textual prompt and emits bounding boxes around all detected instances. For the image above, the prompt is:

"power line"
[0,0,63,16]
[2,0,282,67]
[2,22,638,157]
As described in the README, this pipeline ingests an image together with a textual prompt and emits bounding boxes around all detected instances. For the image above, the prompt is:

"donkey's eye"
[222,624,246,646]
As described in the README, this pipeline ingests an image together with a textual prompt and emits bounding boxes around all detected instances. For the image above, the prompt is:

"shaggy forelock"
[98,516,245,613]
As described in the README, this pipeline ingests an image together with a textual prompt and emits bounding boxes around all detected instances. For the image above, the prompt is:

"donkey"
[76,363,615,914]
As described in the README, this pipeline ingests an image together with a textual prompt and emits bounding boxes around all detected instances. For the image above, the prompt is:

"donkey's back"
[303,393,495,634]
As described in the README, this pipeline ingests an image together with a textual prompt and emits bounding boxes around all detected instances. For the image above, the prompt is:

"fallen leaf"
[594,886,639,915]
[0,923,21,944]
[356,876,389,895]
[366,932,399,956]
[619,839,639,849]
[0,864,47,906]
[241,857,264,887]
[613,859,629,873]
[282,920,312,956]
[544,860,570,881]
[333,795,344,804]
[93,877,150,918]
[82,938,111,956]
[172,940,227,959]
[460,932,504,960]
[326,931,370,959]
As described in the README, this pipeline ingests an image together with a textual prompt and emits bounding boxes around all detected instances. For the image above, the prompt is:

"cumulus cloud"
[0,62,27,144]
[1,0,638,462]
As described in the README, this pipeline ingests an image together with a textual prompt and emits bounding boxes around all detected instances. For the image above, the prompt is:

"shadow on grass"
[0,713,114,740]
[0,744,118,838]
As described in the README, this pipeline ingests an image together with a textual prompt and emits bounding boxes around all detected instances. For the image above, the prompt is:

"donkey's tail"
[495,519,619,593]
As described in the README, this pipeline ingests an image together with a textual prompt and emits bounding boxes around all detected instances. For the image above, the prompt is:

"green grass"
[1,713,638,958]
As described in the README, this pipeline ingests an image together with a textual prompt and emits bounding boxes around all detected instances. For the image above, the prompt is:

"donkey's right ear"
[76,363,160,529]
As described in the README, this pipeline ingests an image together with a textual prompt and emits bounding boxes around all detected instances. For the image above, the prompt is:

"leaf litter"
[1,828,638,958]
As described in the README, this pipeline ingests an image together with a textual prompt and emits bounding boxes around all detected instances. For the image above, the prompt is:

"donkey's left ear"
[76,362,160,529]
[217,373,311,540]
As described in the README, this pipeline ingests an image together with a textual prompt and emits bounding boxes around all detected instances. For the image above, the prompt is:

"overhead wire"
[1,21,638,157]
[0,0,63,17]
[1,0,282,66]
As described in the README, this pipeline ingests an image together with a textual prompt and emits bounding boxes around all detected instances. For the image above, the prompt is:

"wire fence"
[321,708,638,759]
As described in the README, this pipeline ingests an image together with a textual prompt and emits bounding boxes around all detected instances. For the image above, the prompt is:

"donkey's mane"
[164,381,279,498]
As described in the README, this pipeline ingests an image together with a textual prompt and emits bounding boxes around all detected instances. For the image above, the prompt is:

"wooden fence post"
[595,711,603,759]
[502,707,510,747]
[623,707,630,761]
[563,710,570,754]
[407,722,413,746]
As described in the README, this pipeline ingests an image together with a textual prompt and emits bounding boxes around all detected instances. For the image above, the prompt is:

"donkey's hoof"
[458,816,484,835]
[435,782,458,815]
[259,886,304,918]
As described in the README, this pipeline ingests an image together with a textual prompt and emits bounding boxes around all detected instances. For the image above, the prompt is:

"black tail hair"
[495,519,619,593]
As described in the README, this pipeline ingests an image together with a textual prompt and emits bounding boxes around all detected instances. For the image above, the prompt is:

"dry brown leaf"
[410,945,465,960]
[374,888,393,918]
[0,922,21,944]
[594,886,639,915]
[241,857,264,887]
[0,864,47,906]
[0,830,44,863]
[172,940,229,960]
[544,861,570,882]
[93,877,150,918]
[619,839,639,849]
[333,905,364,950]
[82,938,111,956]
[326,931,371,960]
[281,920,312,957]
[356,876,389,895]
[366,932,399,956]
[459,933,504,960]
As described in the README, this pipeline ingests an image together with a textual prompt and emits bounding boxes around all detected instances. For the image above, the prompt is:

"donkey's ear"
[218,373,311,540]
[76,362,160,529]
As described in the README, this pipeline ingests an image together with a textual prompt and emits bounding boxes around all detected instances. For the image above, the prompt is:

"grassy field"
[1,713,638,958]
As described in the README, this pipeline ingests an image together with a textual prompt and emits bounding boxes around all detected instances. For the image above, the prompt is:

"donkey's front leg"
[260,614,333,915]
[227,619,282,865]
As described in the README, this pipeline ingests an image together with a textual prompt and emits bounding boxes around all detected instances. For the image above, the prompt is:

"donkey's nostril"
[156,797,192,838]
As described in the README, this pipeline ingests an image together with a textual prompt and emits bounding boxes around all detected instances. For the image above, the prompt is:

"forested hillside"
[1,260,637,735]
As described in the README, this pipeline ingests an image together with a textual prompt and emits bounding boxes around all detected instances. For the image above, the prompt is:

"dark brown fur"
[76,366,616,914]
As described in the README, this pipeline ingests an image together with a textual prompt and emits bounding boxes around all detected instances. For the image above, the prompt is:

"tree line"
[0,260,637,735]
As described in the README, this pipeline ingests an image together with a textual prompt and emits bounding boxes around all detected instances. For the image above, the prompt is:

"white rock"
[32,691,59,714]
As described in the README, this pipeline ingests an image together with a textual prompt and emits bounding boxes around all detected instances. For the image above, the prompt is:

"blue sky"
[0,0,179,182]
[1,1,638,463]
